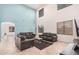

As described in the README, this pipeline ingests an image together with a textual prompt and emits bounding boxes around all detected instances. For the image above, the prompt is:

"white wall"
[37,4,79,43]
[57,4,79,42]
[36,4,57,38]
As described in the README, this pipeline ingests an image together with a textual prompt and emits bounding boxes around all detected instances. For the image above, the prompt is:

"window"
[57,22,64,34]
[9,26,15,32]
[57,4,72,10]
[38,25,44,33]
[64,20,73,35]
[39,8,44,17]
[57,20,73,35]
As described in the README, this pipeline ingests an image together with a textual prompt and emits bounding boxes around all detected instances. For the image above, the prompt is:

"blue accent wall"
[0,4,36,34]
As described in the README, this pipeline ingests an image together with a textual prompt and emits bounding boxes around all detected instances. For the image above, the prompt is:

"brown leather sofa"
[39,33,57,42]
[15,32,57,51]
[34,33,57,50]
[15,32,35,51]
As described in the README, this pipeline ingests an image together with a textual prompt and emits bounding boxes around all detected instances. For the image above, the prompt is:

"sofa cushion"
[43,33,52,37]
[17,32,35,39]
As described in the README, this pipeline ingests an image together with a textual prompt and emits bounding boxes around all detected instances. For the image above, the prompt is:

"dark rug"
[34,39,52,50]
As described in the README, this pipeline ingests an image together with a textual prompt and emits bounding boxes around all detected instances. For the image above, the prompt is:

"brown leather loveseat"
[15,32,35,51]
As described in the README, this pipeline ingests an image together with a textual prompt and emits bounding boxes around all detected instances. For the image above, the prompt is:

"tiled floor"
[0,37,68,55]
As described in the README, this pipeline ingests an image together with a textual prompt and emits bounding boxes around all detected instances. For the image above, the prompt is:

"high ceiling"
[26,4,46,9]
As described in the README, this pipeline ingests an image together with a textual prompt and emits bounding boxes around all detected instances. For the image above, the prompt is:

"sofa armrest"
[15,37,21,49]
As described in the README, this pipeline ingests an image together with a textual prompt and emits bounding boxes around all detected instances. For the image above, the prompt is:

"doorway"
[1,22,15,40]
[0,22,16,51]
